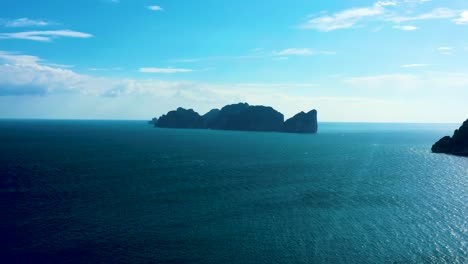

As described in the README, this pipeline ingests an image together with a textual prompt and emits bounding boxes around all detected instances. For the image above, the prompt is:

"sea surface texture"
[0,120,467,263]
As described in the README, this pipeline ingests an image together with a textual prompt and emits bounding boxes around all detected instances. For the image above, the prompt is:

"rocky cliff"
[156,107,204,129]
[153,103,318,134]
[206,103,284,132]
[432,119,468,156]
[282,110,318,133]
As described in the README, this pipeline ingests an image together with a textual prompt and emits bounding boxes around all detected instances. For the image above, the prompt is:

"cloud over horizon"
[0,30,93,41]
[300,1,466,31]
[2,18,50,27]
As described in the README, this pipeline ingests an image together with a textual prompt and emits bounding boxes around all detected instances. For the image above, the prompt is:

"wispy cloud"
[273,48,336,57]
[393,25,418,30]
[147,6,163,11]
[3,18,50,27]
[437,46,454,55]
[1,51,467,122]
[89,67,122,71]
[234,83,319,88]
[301,1,463,32]
[0,51,90,95]
[139,67,193,73]
[438,46,453,51]
[401,63,430,68]
[453,11,468,25]
[345,74,422,90]
[42,63,75,68]
[386,8,458,23]
[300,2,387,31]
[273,48,315,56]
[0,51,40,65]
[171,48,335,63]
[344,72,468,94]
[0,51,195,97]
[0,30,93,42]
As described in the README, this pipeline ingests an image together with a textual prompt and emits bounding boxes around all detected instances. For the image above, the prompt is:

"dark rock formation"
[207,103,284,132]
[148,117,158,125]
[282,110,318,133]
[202,109,220,128]
[154,103,318,134]
[156,107,204,129]
[432,119,468,156]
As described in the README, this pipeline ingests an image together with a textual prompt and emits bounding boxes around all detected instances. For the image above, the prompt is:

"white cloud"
[301,3,386,31]
[0,52,74,69]
[273,48,315,56]
[89,67,122,71]
[0,53,90,95]
[438,46,453,51]
[234,83,319,88]
[272,48,336,57]
[173,48,335,62]
[42,63,75,68]
[453,11,468,25]
[403,0,431,3]
[1,51,467,122]
[375,1,398,7]
[3,18,49,27]
[0,51,41,65]
[301,1,461,32]
[139,67,193,73]
[0,51,196,96]
[344,72,468,96]
[401,64,430,68]
[437,46,454,55]
[345,74,422,90]
[147,5,163,11]
[393,25,418,30]
[386,8,458,23]
[0,30,93,42]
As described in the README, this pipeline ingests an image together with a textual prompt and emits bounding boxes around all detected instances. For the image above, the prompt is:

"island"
[150,103,318,134]
[148,117,158,125]
[432,119,468,156]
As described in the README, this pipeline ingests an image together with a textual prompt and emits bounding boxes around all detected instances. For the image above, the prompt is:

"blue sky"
[0,0,467,122]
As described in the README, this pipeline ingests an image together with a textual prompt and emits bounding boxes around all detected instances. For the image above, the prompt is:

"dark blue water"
[0,120,466,263]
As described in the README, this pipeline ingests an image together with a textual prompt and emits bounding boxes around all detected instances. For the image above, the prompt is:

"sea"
[0,120,466,263]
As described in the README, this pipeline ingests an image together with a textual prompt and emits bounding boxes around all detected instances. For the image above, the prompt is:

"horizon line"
[0,118,461,124]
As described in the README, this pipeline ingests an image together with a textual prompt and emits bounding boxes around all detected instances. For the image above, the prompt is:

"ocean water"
[0,120,466,264]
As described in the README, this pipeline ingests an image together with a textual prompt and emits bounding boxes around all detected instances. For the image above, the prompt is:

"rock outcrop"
[432,119,468,156]
[148,117,158,125]
[206,103,284,132]
[153,103,318,134]
[282,110,318,133]
[156,107,204,129]
[202,109,220,128]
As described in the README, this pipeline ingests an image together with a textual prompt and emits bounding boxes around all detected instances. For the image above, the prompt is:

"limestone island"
[432,119,468,156]
[150,103,318,134]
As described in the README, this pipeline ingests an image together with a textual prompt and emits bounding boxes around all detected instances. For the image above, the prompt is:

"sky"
[0,0,467,122]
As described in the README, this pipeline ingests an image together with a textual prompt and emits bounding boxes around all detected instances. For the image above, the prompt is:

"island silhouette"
[151,102,318,133]
[432,119,468,156]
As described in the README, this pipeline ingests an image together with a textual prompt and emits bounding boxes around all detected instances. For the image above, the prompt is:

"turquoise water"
[0,120,467,263]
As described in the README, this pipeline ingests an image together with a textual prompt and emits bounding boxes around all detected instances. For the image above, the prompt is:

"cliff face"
[156,107,204,129]
[207,103,284,132]
[282,110,318,133]
[148,117,158,125]
[432,119,468,156]
[202,109,220,128]
[153,103,318,134]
